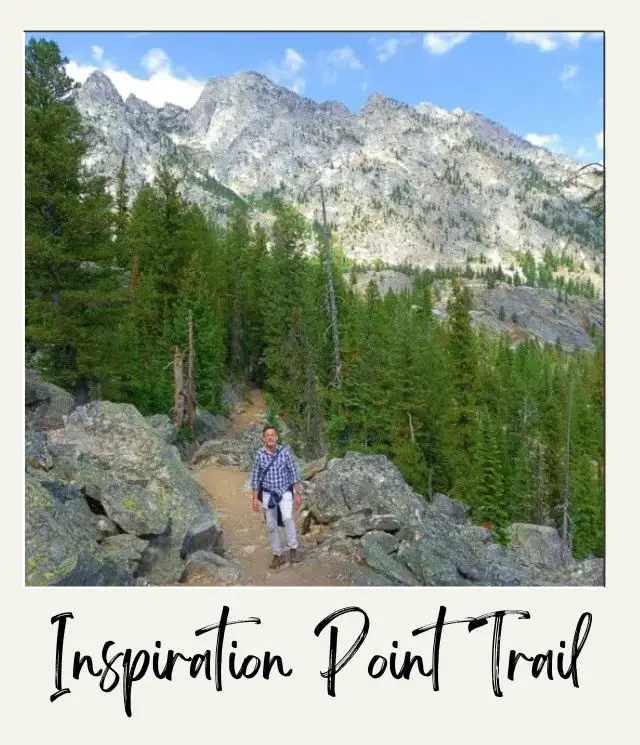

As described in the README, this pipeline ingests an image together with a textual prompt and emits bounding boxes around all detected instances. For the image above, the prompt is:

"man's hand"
[251,491,261,513]
[294,491,302,509]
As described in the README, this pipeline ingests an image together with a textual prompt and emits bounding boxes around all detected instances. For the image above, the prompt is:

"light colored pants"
[263,490,298,556]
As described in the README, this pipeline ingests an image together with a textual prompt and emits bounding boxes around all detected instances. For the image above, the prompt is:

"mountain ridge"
[74,69,603,273]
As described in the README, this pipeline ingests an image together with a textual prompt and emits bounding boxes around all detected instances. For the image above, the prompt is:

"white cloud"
[596,131,603,149]
[525,132,562,150]
[373,38,399,63]
[90,45,104,63]
[264,48,307,94]
[141,48,171,74]
[369,34,417,63]
[507,32,600,52]
[65,59,97,84]
[65,47,205,109]
[576,146,588,158]
[320,46,364,83]
[423,32,471,55]
[561,64,579,82]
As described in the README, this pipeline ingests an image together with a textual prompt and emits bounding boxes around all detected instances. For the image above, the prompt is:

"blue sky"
[27,31,604,163]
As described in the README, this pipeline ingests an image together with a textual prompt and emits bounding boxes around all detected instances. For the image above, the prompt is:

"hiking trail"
[190,389,355,586]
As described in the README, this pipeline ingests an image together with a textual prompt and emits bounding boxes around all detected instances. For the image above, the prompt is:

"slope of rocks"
[24,371,603,587]
[25,370,224,586]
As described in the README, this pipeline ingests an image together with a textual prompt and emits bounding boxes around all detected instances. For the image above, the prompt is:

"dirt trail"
[192,389,354,586]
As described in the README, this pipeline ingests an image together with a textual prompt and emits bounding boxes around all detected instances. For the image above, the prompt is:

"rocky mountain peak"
[75,70,123,107]
[125,93,156,112]
[360,91,406,114]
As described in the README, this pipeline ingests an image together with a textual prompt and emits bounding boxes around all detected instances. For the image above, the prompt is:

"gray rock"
[181,518,224,558]
[361,541,419,586]
[25,368,75,430]
[146,414,178,444]
[100,534,149,575]
[347,270,413,298]
[194,408,231,441]
[430,492,469,524]
[220,381,244,414]
[25,428,54,471]
[49,453,170,536]
[46,400,222,584]
[349,568,398,586]
[240,424,266,467]
[331,510,403,537]
[90,514,121,538]
[301,455,328,481]
[180,550,243,585]
[308,452,422,524]
[396,538,468,586]
[25,470,136,586]
[360,530,399,554]
[433,282,603,352]
[191,438,247,467]
[507,523,573,570]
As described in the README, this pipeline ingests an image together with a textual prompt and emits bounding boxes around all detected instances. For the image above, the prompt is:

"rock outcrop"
[302,452,603,586]
[25,371,224,586]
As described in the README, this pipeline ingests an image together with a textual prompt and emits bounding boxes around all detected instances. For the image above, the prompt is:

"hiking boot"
[289,548,301,563]
[269,555,282,570]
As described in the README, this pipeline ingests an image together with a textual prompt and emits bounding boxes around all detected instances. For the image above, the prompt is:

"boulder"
[360,530,399,554]
[46,401,222,584]
[181,518,224,558]
[180,550,243,585]
[507,523,573,570]
[429,492,469,524]
[25,368,75,430]
[100,534,149,575]
[25,428,54,471]
[25,469,137,586]
[360,541,419,586]
[396,538,469,586]
[50,450,170,536]
[331,510,403,538]
[145,414,178,444]
[194,408,231,441]
[191,438,247,467]
[301,455,328,481]
[307,452,427,525]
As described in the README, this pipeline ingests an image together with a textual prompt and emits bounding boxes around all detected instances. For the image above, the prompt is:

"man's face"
[263,428,278,449]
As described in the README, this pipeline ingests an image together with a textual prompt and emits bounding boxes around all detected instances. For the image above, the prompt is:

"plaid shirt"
[251,445,300,494]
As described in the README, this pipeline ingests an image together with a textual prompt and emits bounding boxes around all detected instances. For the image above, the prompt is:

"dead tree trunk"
[186,311,196,432]
[320,185,343,389]
[172,345,185,428]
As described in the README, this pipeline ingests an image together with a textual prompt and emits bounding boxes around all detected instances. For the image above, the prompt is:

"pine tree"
[25,38,125,400]
[472,415,508,538]
[444,280,478,495]
[114,157,130,241]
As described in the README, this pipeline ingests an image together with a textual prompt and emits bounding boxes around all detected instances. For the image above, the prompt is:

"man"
[251,425,302,569]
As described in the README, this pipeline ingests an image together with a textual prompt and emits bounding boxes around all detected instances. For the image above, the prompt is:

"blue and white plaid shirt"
[251,445,300,494]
